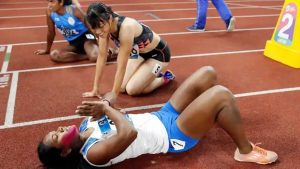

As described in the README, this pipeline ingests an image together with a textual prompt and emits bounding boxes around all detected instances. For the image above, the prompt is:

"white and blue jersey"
[50,5,88,42]
[79,102,200,167]
[79,113,169,167]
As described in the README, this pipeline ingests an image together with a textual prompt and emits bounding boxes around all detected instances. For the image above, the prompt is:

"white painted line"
[0,26,275,46]
[0,85,298,129]
[0,15,45,19]
[0,5,282,19]
[0,14,280,30]
[0,46,5,52]
[4,72,19,126]
[173,49,264,59]
[234,87,300,98]
[2,49,263,74]
[159,27,275,36]
[228,2,282,10]
[146,13,161,20]
[1,45,12,73]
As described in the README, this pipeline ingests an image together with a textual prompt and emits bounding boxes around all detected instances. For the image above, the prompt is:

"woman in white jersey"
[34,0,117,63]
[37,66,278,169]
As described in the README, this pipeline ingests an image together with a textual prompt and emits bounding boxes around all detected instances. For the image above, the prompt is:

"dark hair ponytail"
[86,2,117,29]
[37,141,81,169]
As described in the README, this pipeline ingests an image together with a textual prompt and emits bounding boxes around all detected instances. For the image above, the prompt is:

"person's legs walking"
[187,0,208,31]
[211,0,235,31]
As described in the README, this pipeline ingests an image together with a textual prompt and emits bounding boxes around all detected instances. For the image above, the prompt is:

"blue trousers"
[194,0,232,28]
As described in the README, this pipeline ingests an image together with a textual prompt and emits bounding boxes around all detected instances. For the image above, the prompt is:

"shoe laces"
[252,143,267,156]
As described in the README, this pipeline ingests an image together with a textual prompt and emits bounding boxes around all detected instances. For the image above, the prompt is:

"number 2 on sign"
[278,13,294,40]
[275,3,297,46]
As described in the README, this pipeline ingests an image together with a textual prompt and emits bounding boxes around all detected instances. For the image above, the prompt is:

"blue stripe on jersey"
[81,137,99,156]
[79,118,88,132]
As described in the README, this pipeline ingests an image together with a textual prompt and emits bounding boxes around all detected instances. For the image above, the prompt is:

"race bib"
[130,44,139,59]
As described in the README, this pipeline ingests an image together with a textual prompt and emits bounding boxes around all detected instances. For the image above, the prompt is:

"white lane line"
[2,49,263,74]
[4,72,19,126]
[1,45,12,73]
[0,14,280,30]
[0,26,275,46]
[0,5,282,19]
[0,85,299,129]
[228,2,282,10]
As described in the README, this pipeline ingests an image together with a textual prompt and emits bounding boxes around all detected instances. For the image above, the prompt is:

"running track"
[0,0,299,168]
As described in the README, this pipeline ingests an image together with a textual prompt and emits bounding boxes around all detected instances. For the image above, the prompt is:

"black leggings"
[69,31,96,54]
[139,39,171,62]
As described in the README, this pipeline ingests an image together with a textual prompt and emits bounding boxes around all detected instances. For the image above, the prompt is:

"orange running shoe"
[234,143,278,164]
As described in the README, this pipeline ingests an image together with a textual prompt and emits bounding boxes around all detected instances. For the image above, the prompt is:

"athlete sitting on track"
[37,66,278,169]
[82,2,175,103]
[34,0,117,63]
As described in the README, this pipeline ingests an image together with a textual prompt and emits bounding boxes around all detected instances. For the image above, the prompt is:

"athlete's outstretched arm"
[34,9,55,55]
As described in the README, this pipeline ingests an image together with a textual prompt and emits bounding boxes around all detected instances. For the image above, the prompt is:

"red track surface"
[0,0,299,169]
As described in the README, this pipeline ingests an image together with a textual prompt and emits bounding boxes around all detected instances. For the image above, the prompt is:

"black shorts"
[139,39,171,62]
[69,31,96,54]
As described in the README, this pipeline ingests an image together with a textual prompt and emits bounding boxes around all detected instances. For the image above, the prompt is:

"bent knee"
[125,84,143,96]
[88,50,98,62]
[50,50,62,62]
[200,66,217,82]
[211,85,234,103]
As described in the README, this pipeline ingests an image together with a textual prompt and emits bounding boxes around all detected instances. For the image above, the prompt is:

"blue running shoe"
[163,70,175,84]
[186,25,205,32]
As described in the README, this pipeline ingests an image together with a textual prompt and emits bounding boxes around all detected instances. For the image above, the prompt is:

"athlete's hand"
[75,101,109,121]
[34,49,50,55]
[82,90,101,98]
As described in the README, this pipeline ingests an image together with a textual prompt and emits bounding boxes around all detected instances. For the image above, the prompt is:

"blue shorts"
[152,101,199,153]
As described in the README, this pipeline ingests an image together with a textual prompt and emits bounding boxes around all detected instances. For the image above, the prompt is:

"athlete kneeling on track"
[82,2,175,104]
[34,0,117,63]
[38,66,278,169]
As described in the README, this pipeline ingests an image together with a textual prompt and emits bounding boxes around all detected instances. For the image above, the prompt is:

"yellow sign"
[264,1,300,68]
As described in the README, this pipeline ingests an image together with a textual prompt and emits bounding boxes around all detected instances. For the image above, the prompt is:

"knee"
[211,85,234,104]
[50,50,62,62]
[125,83,142,96]
[201,66,217,81]
[195,66,217,86]
[88,50,98,62]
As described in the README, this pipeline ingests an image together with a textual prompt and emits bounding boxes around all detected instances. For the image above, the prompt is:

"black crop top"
[110,15,154,49]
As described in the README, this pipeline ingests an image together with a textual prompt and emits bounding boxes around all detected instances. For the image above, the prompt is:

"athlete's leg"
[125,59,168,95]
[120,57,144,93]
[176,85,252,153]
[50,45,88,63]
[84,40,98,62]
[169,66,217,113]
[176,85,278,164]
[211,0,235,31]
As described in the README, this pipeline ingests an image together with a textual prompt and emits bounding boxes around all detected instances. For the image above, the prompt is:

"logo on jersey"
[170,139,186,150]
[68,17,75,26]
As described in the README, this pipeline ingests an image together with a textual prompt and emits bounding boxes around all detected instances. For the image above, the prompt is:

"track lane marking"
[1,86,299,129]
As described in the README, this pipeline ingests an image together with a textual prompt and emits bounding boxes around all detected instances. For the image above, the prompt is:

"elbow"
[129,127,138,140]
[121,125,137,141]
